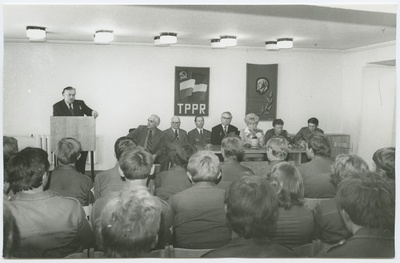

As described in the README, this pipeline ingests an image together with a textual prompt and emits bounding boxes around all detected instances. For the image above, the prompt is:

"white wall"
[3,42,358,170]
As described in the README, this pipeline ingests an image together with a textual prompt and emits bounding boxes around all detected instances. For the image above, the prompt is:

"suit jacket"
[211,124,239,145]
[162,128,188,153]
[53,99,93,116]
[127,125,164,157]
[187,128,211,147]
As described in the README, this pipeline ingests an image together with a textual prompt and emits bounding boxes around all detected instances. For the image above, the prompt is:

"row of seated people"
[2,133,395,258]
[128,112,323,170]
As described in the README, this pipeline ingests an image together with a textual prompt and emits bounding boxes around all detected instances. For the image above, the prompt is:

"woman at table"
[240,113,264,161]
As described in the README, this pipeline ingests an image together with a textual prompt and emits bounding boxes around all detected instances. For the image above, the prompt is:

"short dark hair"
[3,136,18,164]
[6,147,50,193]
[55,137,81,164]
[337,172,394,230]
[101,186,161,258]
[307,134,331,157]
[194,116,204,122]
[373,147,395,180]
[62,86,75,94]
[119,148,153,180]
[114,137,137,160]
[221,136,244,160]
[269,162,304,209]
[307,117,319,126]
[171,144,197,168]
[272,119,284,126]
[225,176,278,238]
[331,154,369,186]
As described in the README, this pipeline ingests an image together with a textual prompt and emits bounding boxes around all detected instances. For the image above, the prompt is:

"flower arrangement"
[247,129,263,139]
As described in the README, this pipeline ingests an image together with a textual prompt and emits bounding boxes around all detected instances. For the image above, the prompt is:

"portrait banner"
[246,63,278,121]
[174,66,210,116]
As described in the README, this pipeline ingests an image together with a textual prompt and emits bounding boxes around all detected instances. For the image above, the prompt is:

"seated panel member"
[291,117,324,146]
[211,111,239,145]
[187,116,211,148]
[127,114,164,162]
[298,134,336,198]
[203,176,297,258]
[169,151,231,249]
[53,86,98,174]
[93,136,136,199]
[318,173,394,258]
[49,137,93,206]
[5,147,94,258]
[264,119,291,144]
[240,113,264,148]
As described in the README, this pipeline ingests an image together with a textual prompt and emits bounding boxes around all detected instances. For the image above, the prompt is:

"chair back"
[303,197,331,210]
[240,161,269,176]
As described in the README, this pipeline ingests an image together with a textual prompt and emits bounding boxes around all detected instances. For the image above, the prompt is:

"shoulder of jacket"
[322,239,347,254]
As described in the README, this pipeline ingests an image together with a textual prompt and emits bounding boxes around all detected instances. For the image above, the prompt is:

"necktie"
[68,104,74,116]
[224,126,228,135]
[200,129,203,136]
[146,130,153,152]
[175,129,179,140]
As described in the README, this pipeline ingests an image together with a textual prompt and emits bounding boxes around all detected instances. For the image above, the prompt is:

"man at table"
[127,114,164,162]
[264,119,291,145]
[291,117,324,146]
[187,116,211,148]
[53,86,98,174]
[211,111,239,145]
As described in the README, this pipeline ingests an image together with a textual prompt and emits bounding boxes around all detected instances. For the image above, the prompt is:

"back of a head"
[171,143,197,168]
[331,154,369,186]
[119,148,153,180]
[373,147,395,180]
[101,186,161,258]
[266,136,288,160]
[221,136,244,160]
[269,162,304,209]
[55,137,82,165]
[337,172,394,231]
[6,147,50,193]
[225,176,278,238]
[114,136,137,161]
[3,136,18,163]
[187,151,220,183]
[307,134,331,157]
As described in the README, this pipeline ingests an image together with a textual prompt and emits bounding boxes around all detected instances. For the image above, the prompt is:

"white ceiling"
[3,4,397,50]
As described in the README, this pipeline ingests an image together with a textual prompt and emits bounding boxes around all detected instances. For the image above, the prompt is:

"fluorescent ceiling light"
[154,36,170,47]
[220,35,237,47]
[160,32,177,44]
[26,26,46,41]
[94,30,114,44]
[277,38,293,49]
[265,41,279,51]
[211,38,225,49]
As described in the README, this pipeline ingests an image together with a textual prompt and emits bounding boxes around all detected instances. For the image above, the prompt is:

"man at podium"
[53,86,99,174]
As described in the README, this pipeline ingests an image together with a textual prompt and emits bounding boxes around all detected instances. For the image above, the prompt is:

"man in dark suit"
[53,86,98,174]
[187,116,211,148]
[211,111,239,145]
[160,116,187,171]
[127,114,164,162]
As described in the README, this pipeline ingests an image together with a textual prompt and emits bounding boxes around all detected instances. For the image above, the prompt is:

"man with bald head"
[160,116,188,171]
[127,114,165,162]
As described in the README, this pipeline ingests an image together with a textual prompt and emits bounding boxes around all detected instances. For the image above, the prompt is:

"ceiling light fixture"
[220,35,237,47]
[94,30,114,45]
[277,38,293,49]
[265,41,279,51]
[211,38,225,49]
[154,36,170,47]
[26,26,46,41]
[160,32,177,44]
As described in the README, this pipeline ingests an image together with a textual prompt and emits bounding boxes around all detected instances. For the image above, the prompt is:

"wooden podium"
[50,116,96,179]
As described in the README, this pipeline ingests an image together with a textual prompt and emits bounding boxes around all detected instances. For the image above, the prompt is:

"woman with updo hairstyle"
[240,113,265,161]
[154,143,197,201]
[267,162,314,248]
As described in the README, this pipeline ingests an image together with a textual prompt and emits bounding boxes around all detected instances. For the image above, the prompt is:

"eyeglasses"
[222,116,232,120]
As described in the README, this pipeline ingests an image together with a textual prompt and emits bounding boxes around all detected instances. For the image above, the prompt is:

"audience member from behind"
[101,186,162,258]
[93,136,136,199]
[218,136,254,189]
[169,151,231,249]
[203,176,297,258]
[154,143,197,201]
[314,154,369,244]
[261,136,289,176]
[319,173,394,258]
[267,162,314,248]
[373,147,395,195]
[298,134,335,198]
[264,119,291,145]
[3,136,18,196]
[49,137,93,206]
[3,203,20,258]
[5,147,94,258]
[92,148,172,250]
[292,117,324,146]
